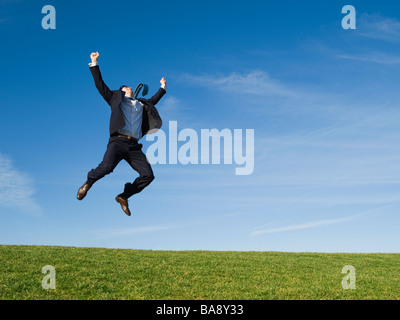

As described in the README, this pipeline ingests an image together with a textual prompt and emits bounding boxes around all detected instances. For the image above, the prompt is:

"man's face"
[121,86,133,97]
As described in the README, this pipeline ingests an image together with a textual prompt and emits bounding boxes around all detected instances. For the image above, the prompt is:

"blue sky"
[1,0,400,252]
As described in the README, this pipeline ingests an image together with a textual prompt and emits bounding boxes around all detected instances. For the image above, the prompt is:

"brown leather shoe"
[115,196,131,216]
[77,182,91,200]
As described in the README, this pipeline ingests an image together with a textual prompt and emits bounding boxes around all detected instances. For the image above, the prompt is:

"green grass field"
[0,245,399,300]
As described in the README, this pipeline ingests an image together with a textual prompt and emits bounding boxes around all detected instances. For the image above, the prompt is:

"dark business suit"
[86,65,166,199]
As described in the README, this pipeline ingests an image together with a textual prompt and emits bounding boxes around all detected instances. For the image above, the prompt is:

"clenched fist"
[160,77,166,87]
[90,52,99,63]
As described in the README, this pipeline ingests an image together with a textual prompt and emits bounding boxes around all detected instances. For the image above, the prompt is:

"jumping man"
[77,52,167,216]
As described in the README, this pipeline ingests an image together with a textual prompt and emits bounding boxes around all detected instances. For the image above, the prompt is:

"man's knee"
[88,162,114,182]
[99,162,114,175]
[144,174,155,185]
[148,174,155,183]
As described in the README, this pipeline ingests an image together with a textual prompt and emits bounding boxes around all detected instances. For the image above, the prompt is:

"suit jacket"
[89,65,166,137]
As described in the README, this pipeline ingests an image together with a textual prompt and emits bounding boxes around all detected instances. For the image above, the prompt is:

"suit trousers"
[87,136,154,199]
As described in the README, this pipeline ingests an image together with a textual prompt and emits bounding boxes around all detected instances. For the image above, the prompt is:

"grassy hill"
[0,245,399,300]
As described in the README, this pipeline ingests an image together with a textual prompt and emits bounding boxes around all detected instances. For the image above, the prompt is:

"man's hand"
[90,52,99,64]
[160,77,166,87]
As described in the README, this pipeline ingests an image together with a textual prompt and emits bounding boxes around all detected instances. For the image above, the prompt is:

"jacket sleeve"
[89,65,113,104]
[146,87,166,106]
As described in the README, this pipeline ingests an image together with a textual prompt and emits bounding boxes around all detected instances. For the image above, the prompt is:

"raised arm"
[88,52,113,104]
[146,77,167,106]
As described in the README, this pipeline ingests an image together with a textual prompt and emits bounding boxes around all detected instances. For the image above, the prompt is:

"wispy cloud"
[91,224,178,237]
[0,154,42,214]
[358,13,400,42]
[177,69,336,120]
[91,213,239,238]
[157,95,189,115]
[250,213,363,236]
[175,60,400,218]
[338,52,400,65]
[315,13,400,66]
[179,70,304,99]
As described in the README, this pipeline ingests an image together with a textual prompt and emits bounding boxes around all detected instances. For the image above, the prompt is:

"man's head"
[119,85,133,97]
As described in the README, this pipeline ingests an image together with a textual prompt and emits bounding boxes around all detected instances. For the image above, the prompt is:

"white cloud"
[0,154,41,214]
[250,214,363,236]
[316,14,400,66]
[91,213,238,238]
[358,13,400,42]
[158,95,182,113]
[180,70,303,99]
[176,65,400,215]
[177,69,334,122]
[338,52,400,65]
[178,69,345,117]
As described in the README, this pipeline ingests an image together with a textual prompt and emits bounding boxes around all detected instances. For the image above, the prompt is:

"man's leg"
[87,138,125,185]
[117,143,155,200]
[77,138,124,200]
